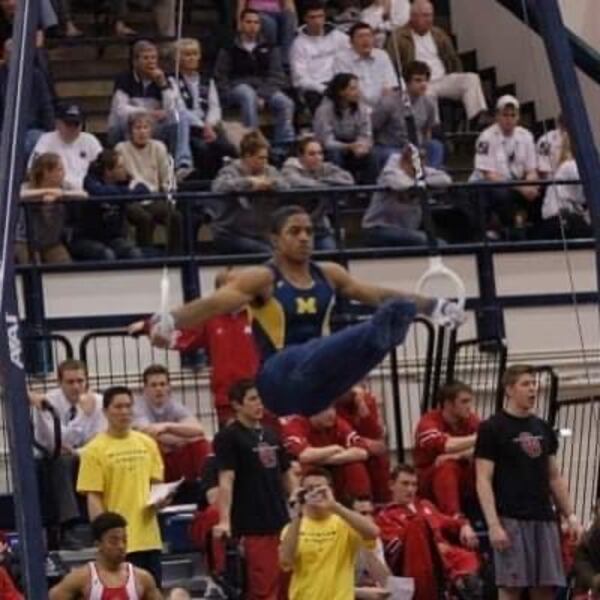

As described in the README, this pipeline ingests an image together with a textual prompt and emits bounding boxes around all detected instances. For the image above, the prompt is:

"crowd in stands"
[3,0,587,266]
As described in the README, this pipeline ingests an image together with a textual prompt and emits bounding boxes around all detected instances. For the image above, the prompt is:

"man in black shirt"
[475,364,582,600]
[213,378,295,600]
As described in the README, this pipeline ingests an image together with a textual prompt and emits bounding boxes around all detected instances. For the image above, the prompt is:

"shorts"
[494,518,565,589]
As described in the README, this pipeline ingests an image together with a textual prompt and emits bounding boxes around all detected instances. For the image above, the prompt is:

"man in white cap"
[470,94,539,239]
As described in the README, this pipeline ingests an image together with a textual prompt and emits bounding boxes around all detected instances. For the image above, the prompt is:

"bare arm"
[161,417,204,439]
[279,513,302,571]
[298,445,345,465]
[171,267,272,328]
[475,458,499,528]
[444,434,477,454]
[548,455,574,518]
[216,470,235,534]
[49,567,88,599]
[320,261,436,314]
[138,568,163,599]
[333,501,379,540]
[324,447,368,465]
[86,492,105,520]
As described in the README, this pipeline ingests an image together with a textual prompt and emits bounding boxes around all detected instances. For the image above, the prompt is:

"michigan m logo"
[296,297,317,314]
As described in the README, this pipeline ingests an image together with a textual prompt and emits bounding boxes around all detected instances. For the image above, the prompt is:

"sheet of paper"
[147,478,183,507]
[387,576,415,600]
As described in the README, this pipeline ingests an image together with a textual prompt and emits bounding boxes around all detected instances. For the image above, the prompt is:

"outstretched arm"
[49,568,88,600]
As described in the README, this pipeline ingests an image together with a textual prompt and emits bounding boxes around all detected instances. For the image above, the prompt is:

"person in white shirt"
[333,21,399,108]
[388,0,488,127]
[29,359,105,545]
[290,0,349,113]
[537,115,569,178]
[29,104,103,191]
[361,0,410,47]
[471,95,539,239]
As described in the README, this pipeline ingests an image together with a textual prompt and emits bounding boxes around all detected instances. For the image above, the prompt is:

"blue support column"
[0,0,48,597]
[532,0,600,303]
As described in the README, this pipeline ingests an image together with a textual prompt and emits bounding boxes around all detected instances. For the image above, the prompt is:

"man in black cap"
[29,103,103,192]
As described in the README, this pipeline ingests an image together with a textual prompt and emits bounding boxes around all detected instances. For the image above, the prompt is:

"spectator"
[0,536,21,600]
[282,136,354,250]
[470,95,539,239]
[0,39,53,157]
[351,496,391,598]
[28,359,105,546]
[372,60,443,170]
[112,0,176,38]
[313,72,377,183]
[169,38,236,179]
[290,0,349,113]
[388,0,488,129]
[77,386,166,587]
[414,381,480,517]
[362,145,451,247]
[49,512,160,599]
[360,0,410,47]
[537,153,590,240]
[475,364,583,600]
[134,364,210,483]
[574,512,600,598]
[16,153,86,265]
[336,384,391,503]
[214,9,295,148]
[334,21,399,108]
[211,129,289,253]
[29,104,103,192]
[213,379,295,600]
[281,406,374,499]
[237,0,298,66]
[280,467,379,599]
[376,464,482,600]
[129,269,260,427]
[107,40,193,178]
[330,0,362,34]
[537,116,569,178]
[115,112,183,254]
[53,0,82,37]
[72,149,145,261]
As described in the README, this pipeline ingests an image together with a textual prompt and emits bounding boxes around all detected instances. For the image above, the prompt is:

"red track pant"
[162,439,212,482]
[419,459,475,515]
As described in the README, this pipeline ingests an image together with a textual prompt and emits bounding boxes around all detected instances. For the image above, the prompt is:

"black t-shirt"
[214,420,291,536]
[475,410,558,521]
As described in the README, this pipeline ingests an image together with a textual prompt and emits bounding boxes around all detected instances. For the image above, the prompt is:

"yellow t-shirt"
[77,431,164,553]
[285,513,374,600]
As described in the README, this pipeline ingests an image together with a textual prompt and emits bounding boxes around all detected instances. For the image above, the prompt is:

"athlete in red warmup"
[49,512,161,599]
[376,464,482,600]
[414,382,480,516]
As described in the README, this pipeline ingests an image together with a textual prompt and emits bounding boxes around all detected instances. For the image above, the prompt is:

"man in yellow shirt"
[280,467,380,599]
[77,386,165,588]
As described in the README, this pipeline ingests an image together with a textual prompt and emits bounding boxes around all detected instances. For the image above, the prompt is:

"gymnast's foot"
[371,298,418,350]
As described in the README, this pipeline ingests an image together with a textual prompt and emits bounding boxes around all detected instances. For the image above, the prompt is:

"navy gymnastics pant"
[256,299,418,416]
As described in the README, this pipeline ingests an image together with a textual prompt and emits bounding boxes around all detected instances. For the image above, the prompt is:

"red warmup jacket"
[147,310,260,409]
[280,414,368,457]
[336,390,385,441]
[0,566,22,600]
[414,409,480,470]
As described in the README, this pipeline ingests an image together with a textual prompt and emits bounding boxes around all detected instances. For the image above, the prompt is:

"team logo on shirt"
[476,141,489,155]
[296,297,317,314]
[515,432,543,458]
[256,442,278,468]
[538,140,551,156]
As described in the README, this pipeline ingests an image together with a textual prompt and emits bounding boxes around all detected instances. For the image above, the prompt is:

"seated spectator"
[372,60,444,170]
[214,9,295,148]
[113,0,176,38]
[115,112,183,254]
[280,467,379,599]
[28,359,105,546]
[314,73,377,183]
[16,153,86,264]
[361,0,410,47]
[290,1,349,114]
[281,407,374,499]
[470,95,539,239]
[362,145,451,247]
[388,0,488,129]
[376,464,482,600]
[414,382,480,517]
[334,21,399,109]
[52,0,82,37]
[29,104,103,192]
[282,136,354,250]
[351,496,392,598]
[237,0,298,67]
[129,269,261,428]
[213,379,294,600]
[107,40,193,178]
[0,39,53,157]
[336,384,391,502]
[71,149,145,261]
[537,153,590,240]
[537,115,569,178]
[211,129,289,253]
[133,364,210,483]
[169,38,236,179]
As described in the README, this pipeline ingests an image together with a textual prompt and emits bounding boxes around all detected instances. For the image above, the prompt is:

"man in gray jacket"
[282,136,354,250]
[211,130,289,254]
